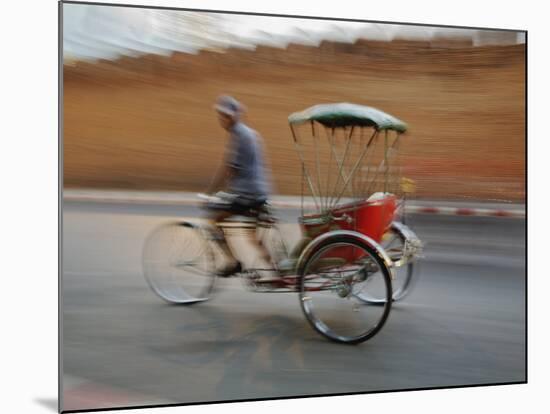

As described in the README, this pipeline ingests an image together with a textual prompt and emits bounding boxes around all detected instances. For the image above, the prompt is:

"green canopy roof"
[288,103,407,132]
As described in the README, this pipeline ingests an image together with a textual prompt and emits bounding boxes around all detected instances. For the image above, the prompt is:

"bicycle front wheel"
[142,222,216,304]
[299,236,392,344]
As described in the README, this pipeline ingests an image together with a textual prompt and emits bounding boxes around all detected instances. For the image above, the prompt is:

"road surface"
[61,201,526,411]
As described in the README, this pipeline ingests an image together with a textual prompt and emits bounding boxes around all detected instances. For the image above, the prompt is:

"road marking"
[63,190,525,218]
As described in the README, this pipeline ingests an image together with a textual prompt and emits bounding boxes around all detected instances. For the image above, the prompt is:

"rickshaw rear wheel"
[298,235,392,344]
[356,225,415,304]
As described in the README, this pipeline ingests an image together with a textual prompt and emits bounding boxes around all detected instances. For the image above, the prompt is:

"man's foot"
[215,261,243,278]
[277,258,296,274]
[254,269,283,284]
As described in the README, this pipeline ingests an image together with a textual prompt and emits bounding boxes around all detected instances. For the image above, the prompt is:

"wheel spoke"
[299,239,391,344]
[142,222,216,304]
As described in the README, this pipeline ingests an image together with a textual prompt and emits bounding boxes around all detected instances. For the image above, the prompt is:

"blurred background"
[63,3,525,202]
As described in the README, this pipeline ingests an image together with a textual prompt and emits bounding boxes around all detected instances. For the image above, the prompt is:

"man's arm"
[206,163,235,194]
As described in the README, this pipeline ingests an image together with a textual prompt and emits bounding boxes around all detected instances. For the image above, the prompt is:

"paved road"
[61,201,526,412]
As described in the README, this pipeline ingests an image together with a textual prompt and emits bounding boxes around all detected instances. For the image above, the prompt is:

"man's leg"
[248,228,283,282]
[207,209,241,275]
[253,229,273,266]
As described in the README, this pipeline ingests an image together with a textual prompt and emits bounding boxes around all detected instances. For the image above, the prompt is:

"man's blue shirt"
[225,122,271,198]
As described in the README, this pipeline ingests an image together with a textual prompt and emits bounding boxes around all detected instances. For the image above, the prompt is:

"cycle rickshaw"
[142,103,423,344]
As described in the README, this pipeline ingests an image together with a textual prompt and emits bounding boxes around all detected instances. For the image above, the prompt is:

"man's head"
[214,95,243,131]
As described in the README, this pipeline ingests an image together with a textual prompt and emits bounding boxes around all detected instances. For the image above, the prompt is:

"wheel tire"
[356,225,415,304]
[142,221,216,305]
[298,235,392,344]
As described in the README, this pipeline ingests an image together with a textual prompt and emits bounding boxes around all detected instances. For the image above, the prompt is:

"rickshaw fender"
[391,221,419,243]
[389,221,424,263]
[295,229,395,279]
